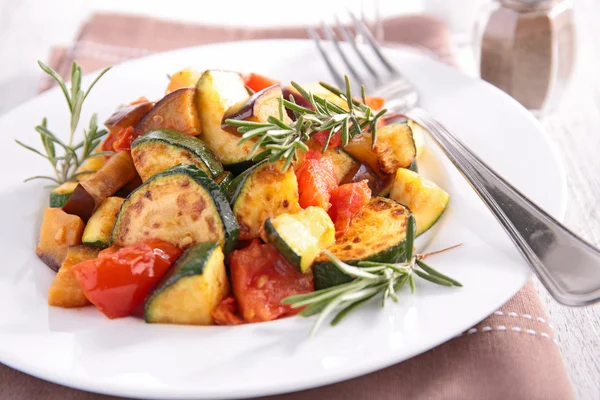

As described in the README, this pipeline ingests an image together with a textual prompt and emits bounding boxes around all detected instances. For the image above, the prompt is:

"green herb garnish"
[225,75,386,171]
[16,61,113,185]
[282,215,462,336]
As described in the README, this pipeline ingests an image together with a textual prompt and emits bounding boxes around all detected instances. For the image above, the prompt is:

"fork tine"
[334,16,380,84]
[307,28,345,88]
[349,12,398,75]
[320,22,366,87]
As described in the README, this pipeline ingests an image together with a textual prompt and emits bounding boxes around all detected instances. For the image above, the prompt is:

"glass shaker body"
[478,0,575,115]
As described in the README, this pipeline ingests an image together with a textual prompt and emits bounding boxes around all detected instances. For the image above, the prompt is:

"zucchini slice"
[227,160,301,240]
[263,207,335,273]
[313,197,410,289]
[214,171,234,193]
[196,70,256,166]
[131,129,223,182]
[389,168,449,236]
[49,181,78,208]
[82,197,124,248]
[408,119,426,158]
[111,164,239,254]
[343,123,416,176]
[48,245,100,308]
[145,242,229,325]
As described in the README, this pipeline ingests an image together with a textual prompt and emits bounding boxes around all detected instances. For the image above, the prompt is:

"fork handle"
[408,107,600,306]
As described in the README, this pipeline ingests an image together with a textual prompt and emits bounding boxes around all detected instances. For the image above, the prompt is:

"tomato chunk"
[230,240,313,323]
[296,150,337,210]
[243,73,280,93]
[365,96,385,110]
[212,297,244,325]
[328,180,372,235]
[312,130,342,149]
[112,126,137,152]
[73,239,182,319]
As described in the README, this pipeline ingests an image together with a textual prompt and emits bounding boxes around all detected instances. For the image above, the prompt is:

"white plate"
[0,39,566,399]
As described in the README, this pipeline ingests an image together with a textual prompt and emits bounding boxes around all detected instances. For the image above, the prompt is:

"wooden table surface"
[0,0,598,398]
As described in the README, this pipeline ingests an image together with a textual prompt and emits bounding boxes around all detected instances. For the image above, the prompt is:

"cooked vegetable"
[49,181,78,208]
[104,101,153,134]
[296,144,359,185]
[229,240,313,323]
[111,164,239,254]
[114,174,143,198]
[212,297,244,325]
[389,168,449,236]
[346,163,394,197]
[222,85,291,134]
[135,88,201,136]
[343,123,416,176]
[214,171,233,193]
[295,150,337,210]
[244,73,280,93]
[196,70,256,166]
[312,197,410,289]
[62,151,136,222]
[408,158,419,173]
[408,119,426,158]
[48,245,100,308]
[131,129,223,181]
[82,197,124,248]
[227,160,301,240]
[263,207,335,273]
[166,68,203,93]
[145,242,229,325]
[328,180,372,235]
[36,208,85,271]
[73,239,182,319]
[75,155,107,182]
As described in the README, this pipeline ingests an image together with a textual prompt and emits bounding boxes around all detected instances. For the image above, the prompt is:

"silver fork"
[308,17,600,306]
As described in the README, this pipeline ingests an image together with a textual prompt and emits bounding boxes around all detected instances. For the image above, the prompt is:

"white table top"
[1,0,598,398]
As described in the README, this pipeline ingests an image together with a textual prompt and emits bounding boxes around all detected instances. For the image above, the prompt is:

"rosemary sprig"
[282,215,462,336]
[224,75,386,171]
[16,61,113,185]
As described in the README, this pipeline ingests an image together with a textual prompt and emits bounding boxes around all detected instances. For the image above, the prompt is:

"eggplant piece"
[281,87,314,120]
[135,88,201,136]
[104,101,153,133]
[165,68,203,94]
[347,162,394,197]
[221,85,291,134]
[36,208,85,271]
[63,151,137,222]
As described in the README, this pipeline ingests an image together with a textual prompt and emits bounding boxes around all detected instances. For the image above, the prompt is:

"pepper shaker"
[478,0,575,115]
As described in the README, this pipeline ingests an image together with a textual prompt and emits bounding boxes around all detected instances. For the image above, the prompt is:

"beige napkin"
[4,12,573,400]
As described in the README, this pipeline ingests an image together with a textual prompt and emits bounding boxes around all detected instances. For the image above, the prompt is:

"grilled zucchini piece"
[145,242,229,325]
[408,119,426,158]
[227,160,301,240]
[36,208,85,271]
[48,245,100,308]
[313,197,410,289]
[49,181,78,208]
[389,168,449,236]
[196,70,256,166]
[343,123,416,176]
[82,197,124,248]
[214,171,234,193]
[263,207,335,273]
[111,164,239,254]
[131,129,223,182]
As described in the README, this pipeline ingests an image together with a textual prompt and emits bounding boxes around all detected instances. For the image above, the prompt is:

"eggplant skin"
[111,164,239,255]
[135,88,201,137]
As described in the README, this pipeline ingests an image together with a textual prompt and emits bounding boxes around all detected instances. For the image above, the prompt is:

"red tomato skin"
[312,130,342,149]
[328,180,372,235]
[243,73,280,93]
[112,126,137,152]
[229,240,313,323]
[212,297,244,325]
[101,131,117,153]
[73,239,182,319]
[296,150,337,210]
